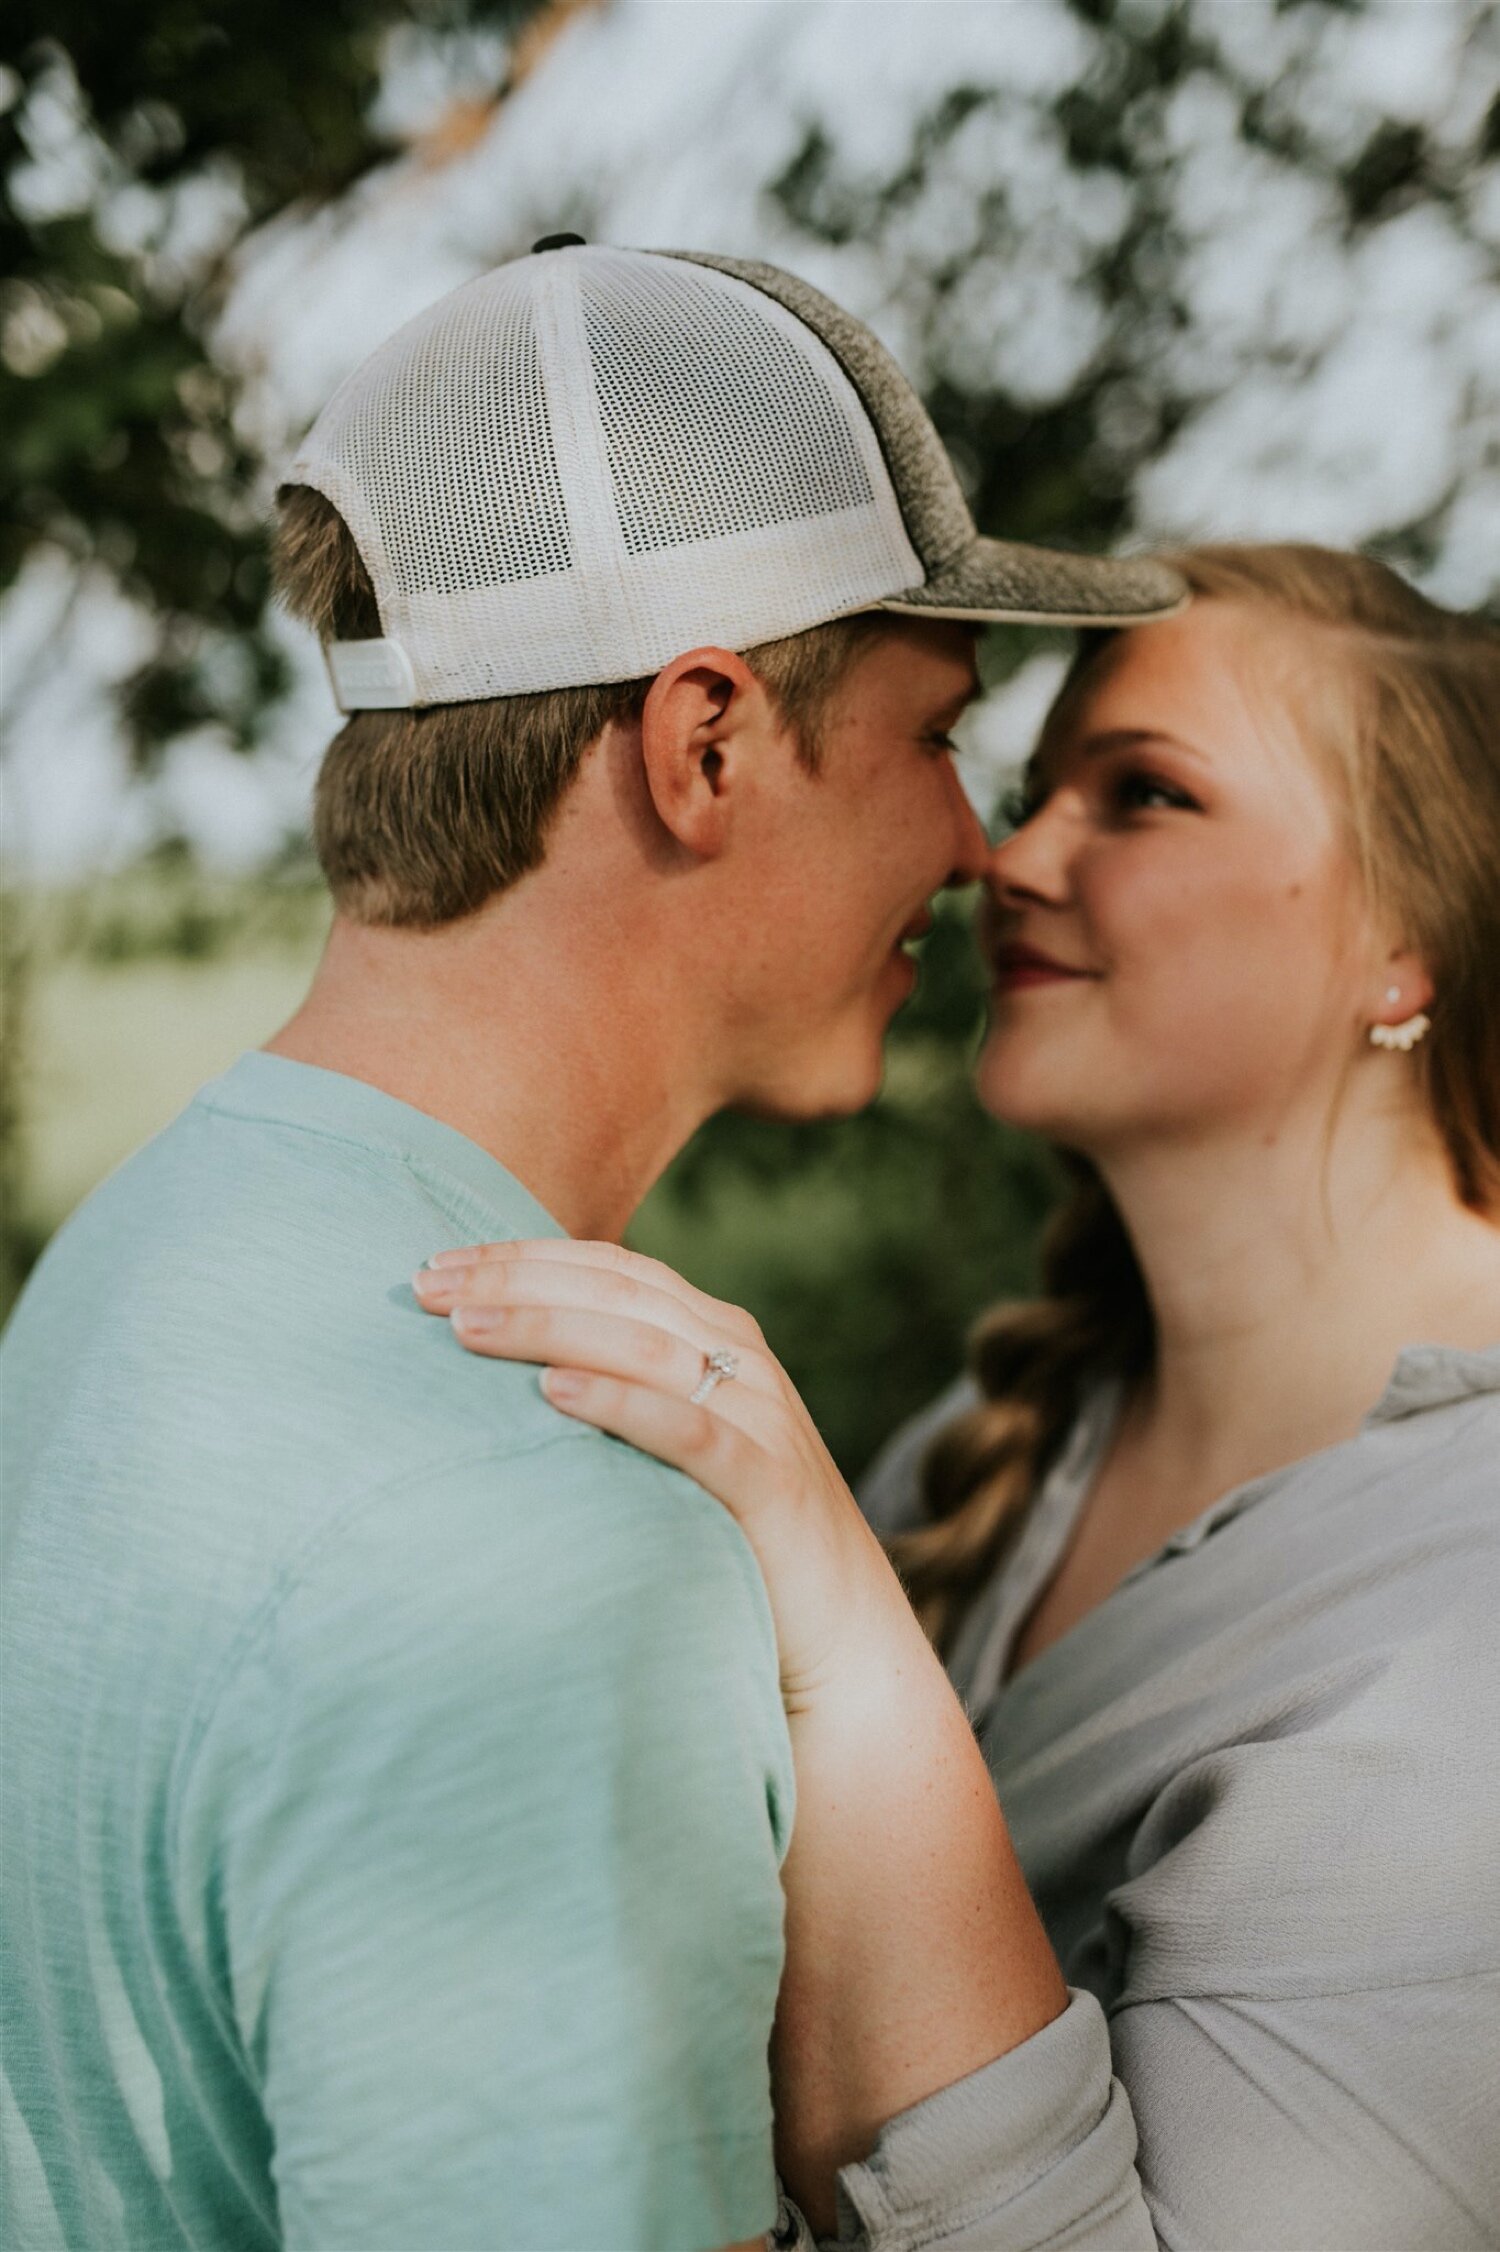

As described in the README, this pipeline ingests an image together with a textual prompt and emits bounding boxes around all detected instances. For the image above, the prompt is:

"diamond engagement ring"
[689,1348,740,1406]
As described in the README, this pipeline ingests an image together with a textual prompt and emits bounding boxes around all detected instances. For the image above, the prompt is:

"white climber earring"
[1370,987,1431,1052]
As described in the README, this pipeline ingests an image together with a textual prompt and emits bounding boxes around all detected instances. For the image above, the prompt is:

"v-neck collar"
[949,1341,1500,1725]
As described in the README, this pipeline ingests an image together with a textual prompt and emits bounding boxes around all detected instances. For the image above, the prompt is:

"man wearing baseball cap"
[1,240,1182,2252]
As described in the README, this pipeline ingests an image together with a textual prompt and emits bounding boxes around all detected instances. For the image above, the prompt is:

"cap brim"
[877,538,1188,629]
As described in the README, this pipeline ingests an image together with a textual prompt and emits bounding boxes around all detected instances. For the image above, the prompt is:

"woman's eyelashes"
[1110,767,1203,815]
[996,765,1203,831]
[997,783,1039,832]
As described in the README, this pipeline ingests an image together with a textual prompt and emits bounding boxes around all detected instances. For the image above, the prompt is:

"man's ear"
[637,647,780,857]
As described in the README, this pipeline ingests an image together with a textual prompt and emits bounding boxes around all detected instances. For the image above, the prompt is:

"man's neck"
[266,906,713,1241]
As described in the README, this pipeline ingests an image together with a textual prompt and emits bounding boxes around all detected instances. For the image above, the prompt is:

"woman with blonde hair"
[421,546,1500,2248]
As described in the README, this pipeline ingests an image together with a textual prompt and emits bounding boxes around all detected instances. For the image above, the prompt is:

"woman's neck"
[1094,1095,1500,1493]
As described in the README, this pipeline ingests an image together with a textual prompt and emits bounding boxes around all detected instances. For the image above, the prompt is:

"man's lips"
[991,941,1095,987]
[898,907,935,952]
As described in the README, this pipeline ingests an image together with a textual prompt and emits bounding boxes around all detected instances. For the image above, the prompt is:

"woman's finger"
[422,1236,765,1347]
[414,1257,753,1367]
[447,1300,781,1413]
[537,1366,776,1525]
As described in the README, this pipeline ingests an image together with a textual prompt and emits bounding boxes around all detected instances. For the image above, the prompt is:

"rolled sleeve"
[829,1990,1153,2251]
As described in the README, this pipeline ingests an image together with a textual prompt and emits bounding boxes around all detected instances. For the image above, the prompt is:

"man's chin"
[728,1048,887,1125]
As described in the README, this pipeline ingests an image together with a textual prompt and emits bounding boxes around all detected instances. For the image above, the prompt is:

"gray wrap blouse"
[789,1343,1500,2250]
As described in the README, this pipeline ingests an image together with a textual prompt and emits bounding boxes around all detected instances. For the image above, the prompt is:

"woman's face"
[974,598,1397,1155]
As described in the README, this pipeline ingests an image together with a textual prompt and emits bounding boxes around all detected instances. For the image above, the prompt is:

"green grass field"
[22,946,325,1235]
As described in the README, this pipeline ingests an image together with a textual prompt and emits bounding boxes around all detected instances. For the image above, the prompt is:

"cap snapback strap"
[325,637,419,711]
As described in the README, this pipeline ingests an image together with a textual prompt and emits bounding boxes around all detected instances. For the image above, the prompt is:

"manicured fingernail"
[451,1305,500,1338]
[541,1367,582,1403]
[413,1267,456,1300]
[426,1248,484,1269]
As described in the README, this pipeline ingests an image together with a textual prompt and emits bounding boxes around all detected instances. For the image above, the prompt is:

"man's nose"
[943,765,993,887]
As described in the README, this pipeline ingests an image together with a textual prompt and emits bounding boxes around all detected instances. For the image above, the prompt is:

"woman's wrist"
[776,1533,937,1713]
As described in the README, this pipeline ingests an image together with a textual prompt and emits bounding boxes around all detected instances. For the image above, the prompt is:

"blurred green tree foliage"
[8,0,1491,773]
[2,0,544,762]
[768,4,1497,595]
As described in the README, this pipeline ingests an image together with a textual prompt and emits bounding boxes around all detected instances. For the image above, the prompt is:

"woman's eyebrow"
[1024,724,1213,794]
[1068,725,1213,768]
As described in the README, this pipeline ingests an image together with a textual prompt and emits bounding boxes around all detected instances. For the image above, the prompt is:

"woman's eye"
[1113,770,1200,814]
[996,784,1040,832]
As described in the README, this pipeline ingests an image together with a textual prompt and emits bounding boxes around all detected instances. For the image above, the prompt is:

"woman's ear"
[1368,944,1436,1032]
[637,647,778,857]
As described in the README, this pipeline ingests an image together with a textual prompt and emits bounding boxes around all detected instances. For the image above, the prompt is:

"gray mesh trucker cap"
[286,240,1187,711]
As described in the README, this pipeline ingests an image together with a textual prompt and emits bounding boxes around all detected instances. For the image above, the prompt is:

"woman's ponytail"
[891,1162,1152,1654]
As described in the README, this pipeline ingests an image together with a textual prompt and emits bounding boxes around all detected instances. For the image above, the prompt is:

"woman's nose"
[985,793,1080,906]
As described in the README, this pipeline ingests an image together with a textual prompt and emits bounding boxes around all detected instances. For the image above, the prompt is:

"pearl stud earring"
[1369,988,1431,1052]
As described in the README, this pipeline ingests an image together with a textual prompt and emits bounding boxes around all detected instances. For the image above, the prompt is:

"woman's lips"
[991,945,1094,989]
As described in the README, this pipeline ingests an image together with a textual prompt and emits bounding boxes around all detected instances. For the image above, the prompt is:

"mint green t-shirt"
[1,1054,793,2252]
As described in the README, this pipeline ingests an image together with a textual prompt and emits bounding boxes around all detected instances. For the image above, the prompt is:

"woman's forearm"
[770,1604,1069,2234]
[417,1242,1073,2230]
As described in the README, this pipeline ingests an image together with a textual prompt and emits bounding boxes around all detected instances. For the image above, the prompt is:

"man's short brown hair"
[274,486,891,928]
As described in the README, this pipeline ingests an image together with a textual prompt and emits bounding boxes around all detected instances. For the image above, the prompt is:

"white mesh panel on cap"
[289,245,923,702]
[579,258,873,553]
[296,265,572,599]
[556,252,921,687]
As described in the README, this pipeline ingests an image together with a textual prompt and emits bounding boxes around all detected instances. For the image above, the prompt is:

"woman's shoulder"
[1326,1338,1500,1546]
[1364,1337,1500,1431]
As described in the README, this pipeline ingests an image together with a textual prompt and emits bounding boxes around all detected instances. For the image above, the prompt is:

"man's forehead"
[951,652,984,703]
[874,616,982,700]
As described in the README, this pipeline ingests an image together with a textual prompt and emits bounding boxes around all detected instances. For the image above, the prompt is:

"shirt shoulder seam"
[194,1093,519,1228]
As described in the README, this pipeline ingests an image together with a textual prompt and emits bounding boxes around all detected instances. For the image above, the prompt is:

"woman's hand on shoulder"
[412,1239,914,1706]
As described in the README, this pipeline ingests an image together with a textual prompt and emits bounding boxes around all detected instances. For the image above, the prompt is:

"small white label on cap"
[325,637,418,710]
